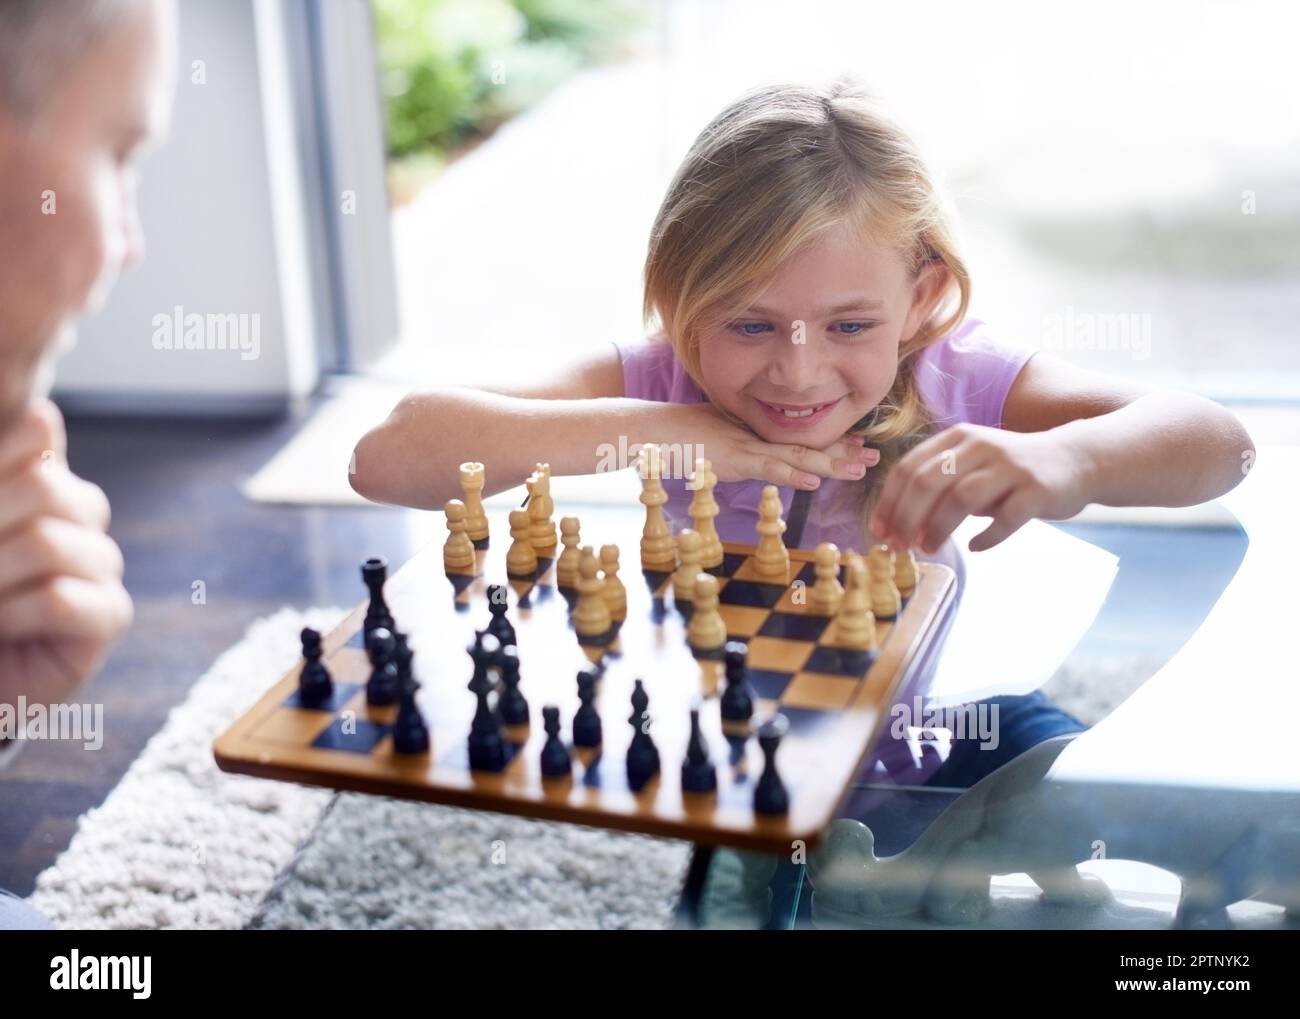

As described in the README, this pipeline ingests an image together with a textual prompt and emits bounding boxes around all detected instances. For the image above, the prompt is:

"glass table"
[678,448,1300,931]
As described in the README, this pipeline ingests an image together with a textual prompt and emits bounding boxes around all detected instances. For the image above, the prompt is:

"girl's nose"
[768,329,825,394]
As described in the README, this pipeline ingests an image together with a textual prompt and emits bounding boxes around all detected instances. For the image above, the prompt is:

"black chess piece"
[298,627,333,707]
[572,666,602,748]
[625,679,660,792]
[392,631,414,681]
[720,640,755,724]
[753,713,790,816]
[485,584,517,647]
[365,626,401,706]
[681,706,716,793]
[393,672,430,754]
[362,556,395,645]
[496,644,529,725]
[467,630,499,694]
[467,631,507,772]
[539,705,571,778]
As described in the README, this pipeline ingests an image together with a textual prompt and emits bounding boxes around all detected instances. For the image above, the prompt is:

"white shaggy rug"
[25,608,345,929]
[248,796,690,930]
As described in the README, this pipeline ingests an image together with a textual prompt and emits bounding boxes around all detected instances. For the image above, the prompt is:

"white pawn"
[506,508,538,578]
[556,516,582,588]
[755,485,789,579]
[893,545,918,598]
[809,542,844,615]
[600,544,626,619]
[835,553,877,651]
[443,499,475,572]
[673,529,703,605]
[687,573,727,654]
[868,544,901,621]
[572,546,611,638]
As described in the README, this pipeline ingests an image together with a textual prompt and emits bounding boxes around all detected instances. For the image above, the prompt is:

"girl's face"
[696,221,943,449]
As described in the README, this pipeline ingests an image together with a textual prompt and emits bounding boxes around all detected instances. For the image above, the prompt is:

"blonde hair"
[643,78,971,536]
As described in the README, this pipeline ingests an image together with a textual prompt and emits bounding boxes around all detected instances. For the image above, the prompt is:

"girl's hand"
[868,424,1091,553]
[668,402,880,489]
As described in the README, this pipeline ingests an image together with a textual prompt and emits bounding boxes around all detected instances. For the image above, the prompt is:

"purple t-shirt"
[614,316,1035,557]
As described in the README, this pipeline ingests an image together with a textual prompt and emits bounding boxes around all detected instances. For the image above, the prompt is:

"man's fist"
[0,400,132,713]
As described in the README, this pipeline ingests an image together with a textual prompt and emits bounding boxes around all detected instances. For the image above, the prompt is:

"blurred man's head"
[0,0,175,425]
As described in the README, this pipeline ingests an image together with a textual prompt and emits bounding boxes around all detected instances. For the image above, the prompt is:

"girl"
[352,79,1252,799]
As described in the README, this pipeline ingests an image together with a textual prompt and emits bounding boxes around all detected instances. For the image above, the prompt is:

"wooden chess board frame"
[215,524,956,854]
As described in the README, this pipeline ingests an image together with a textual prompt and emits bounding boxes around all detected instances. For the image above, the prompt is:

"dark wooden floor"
[0,407,421,896]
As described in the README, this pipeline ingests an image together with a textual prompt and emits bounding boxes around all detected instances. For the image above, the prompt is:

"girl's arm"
[350,344,877,509]
[869,353,1255,553]
[1001,354,1255,508]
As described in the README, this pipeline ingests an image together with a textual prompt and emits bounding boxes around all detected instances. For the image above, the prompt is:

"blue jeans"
[0,889,52,930]
[839,691,1087,856]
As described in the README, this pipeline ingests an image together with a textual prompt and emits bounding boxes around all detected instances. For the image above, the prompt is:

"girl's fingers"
[759,441,878,484]
[915,470,1017,554]
[747,453,822,490]
[968,492,1037,552]
[869,430,962,541]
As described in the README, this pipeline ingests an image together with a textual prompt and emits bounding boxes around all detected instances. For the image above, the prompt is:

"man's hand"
[0,400,132,712]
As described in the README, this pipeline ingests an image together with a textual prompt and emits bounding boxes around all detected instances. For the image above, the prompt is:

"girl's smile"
[753,396,844,429]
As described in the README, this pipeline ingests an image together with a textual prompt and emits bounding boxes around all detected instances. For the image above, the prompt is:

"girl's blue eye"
[729,321,773,337]
[834,321,876,336]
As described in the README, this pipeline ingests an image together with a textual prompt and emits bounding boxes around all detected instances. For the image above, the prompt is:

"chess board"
[214,516,956,854]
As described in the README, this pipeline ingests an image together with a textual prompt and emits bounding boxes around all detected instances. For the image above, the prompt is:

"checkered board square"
[215,519,955,854]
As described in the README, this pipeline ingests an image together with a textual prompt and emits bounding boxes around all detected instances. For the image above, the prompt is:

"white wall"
[54,0,322,415]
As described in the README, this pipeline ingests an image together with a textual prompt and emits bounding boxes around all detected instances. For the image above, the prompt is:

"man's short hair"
[0,0,139,118]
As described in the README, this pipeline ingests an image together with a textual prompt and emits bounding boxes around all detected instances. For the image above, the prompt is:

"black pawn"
[468,631,507,772]
[298,627,333,707]
[625,679,660,792]
[361,556,395,644]
[720,640,755,724]
[572,666,602,748]
[393,673,429,754]
[485,585,516,647]
[496,644,529,725]
[365,626,401,706]
[467,630,500,695]
[539,705,571,778]
[753,713,790,816]
[681,706,716,793]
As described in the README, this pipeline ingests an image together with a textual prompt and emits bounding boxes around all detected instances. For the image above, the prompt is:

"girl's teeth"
[771,402,823,418]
